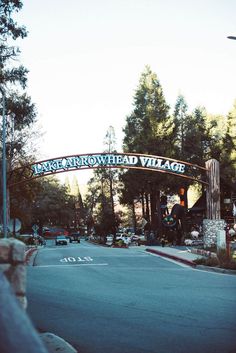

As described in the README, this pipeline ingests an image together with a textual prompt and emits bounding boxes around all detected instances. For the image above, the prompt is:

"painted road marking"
[60,256,93,263]
[35,263,108,268]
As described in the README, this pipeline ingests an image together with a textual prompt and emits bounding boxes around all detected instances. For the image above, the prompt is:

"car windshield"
[57,236,66,239]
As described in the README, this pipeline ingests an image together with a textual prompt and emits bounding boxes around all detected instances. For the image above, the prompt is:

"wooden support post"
[205,159,221,220]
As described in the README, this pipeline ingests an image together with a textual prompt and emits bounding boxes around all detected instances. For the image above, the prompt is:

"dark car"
[69,232,80,243]
[55,235,68,245]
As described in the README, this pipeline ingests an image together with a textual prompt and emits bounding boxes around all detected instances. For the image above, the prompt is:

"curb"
[146,248,236,275]
[39,333,78,353]
[146,248,197,267]
[196,264,236,275]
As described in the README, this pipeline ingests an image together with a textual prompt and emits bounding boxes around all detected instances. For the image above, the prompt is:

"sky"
[15,0,236,184]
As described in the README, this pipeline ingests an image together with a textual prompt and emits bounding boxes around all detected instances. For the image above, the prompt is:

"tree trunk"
[206,159,221,219]
[156,190,162,237]
[132,200,137,232]
[145,193,150,222]
[141,192,145,218]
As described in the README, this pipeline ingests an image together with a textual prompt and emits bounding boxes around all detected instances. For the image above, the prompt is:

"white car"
[130,234,146,244]
[116,235,131,245]
[55,235,68,245]
[106,235,114,246]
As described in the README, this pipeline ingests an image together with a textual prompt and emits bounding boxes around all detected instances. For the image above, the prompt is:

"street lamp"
[1,89,8,238]
[227,36,236,40]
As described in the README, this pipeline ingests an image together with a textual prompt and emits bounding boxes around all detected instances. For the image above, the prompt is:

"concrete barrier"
[0,238,27,309]
[0,272,48,353]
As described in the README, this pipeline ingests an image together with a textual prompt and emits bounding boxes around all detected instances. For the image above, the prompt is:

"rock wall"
[0,238,27,309]
[203,219,226,248]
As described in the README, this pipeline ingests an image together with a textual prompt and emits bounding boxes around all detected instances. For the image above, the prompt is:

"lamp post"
[1,89,8,238]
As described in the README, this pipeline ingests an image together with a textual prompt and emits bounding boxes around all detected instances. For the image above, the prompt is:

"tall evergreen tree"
[0,0,37,165]
[123,66,173,156]
[0,1,38,230]
[122,66,174,233]
[84,126,120,236]
[103,125,117,222]
[173,94,188,159]
[218,101,236,197]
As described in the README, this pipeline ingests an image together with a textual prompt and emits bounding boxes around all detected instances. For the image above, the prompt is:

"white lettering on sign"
[139,156,186,174]
[60,256,93,263]
[32,153,186,176]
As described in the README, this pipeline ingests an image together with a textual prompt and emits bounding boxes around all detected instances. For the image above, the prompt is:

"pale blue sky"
[16,0,236,183]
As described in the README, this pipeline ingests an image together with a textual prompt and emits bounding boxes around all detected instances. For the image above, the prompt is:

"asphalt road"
[27,240,236,353]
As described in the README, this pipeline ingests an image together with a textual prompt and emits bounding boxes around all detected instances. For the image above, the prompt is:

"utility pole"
[1,89,8,238]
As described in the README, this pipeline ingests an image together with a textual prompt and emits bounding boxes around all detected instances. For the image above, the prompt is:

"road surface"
[27,240,236,353]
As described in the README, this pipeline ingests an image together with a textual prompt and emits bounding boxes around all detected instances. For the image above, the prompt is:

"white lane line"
[35,263,108,268]
[40,248,77,251]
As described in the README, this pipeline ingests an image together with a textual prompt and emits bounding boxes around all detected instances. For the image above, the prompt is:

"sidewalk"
[145,245,204,267]
[145,245,236,275]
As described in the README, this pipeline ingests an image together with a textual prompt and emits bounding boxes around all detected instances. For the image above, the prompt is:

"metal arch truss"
[7,152,208,187]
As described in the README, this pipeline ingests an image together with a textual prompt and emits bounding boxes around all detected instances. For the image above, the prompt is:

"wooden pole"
[205,159,221,220]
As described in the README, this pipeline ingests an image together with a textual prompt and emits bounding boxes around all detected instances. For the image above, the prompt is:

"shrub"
[194,248,236,270]
[194,257,219,267]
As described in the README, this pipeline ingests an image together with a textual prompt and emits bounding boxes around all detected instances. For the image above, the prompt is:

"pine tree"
[122,66,174,233]
[173,94,188,159]
[0,1,38,230]
[0,1,37,166]
[123,66,173,156]
[219,101,236,197]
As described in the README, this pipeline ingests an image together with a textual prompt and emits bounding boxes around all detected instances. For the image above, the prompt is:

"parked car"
[55,235,68,245]
[116,234,131,245]
[69,232,80,243]
[106,234,114,246]
[130,234,146,245]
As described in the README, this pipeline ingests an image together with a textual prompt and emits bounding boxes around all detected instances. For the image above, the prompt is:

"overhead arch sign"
[32,153,186,175]
[8,152,207,186]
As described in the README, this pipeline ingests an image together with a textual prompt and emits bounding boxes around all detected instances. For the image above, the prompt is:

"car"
[130,234,146,245]
[106,234,114,246]
[116,234,131,245]
[69,232,80,243]
[55,235,68,245]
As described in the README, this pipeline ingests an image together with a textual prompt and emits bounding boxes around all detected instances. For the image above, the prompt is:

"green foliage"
[0,0,38,165]
[123,65,173,156]
[0,1,41,227]
[194,256,220,267]
[25,177,76,228]
[0,0,28,87]
[121,66,174,224]
[121,65,236,226]
[194,249,236,270]
[84,168,121,235]
[84,126,121,234]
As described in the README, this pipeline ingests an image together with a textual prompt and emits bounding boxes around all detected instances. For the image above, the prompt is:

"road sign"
[32,224,39,234]
[8,218,22,232]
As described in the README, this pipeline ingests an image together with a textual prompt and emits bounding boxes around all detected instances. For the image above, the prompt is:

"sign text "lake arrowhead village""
[31,154,186,176]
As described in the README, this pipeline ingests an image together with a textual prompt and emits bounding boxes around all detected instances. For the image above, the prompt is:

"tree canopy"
[120,66,236,232]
